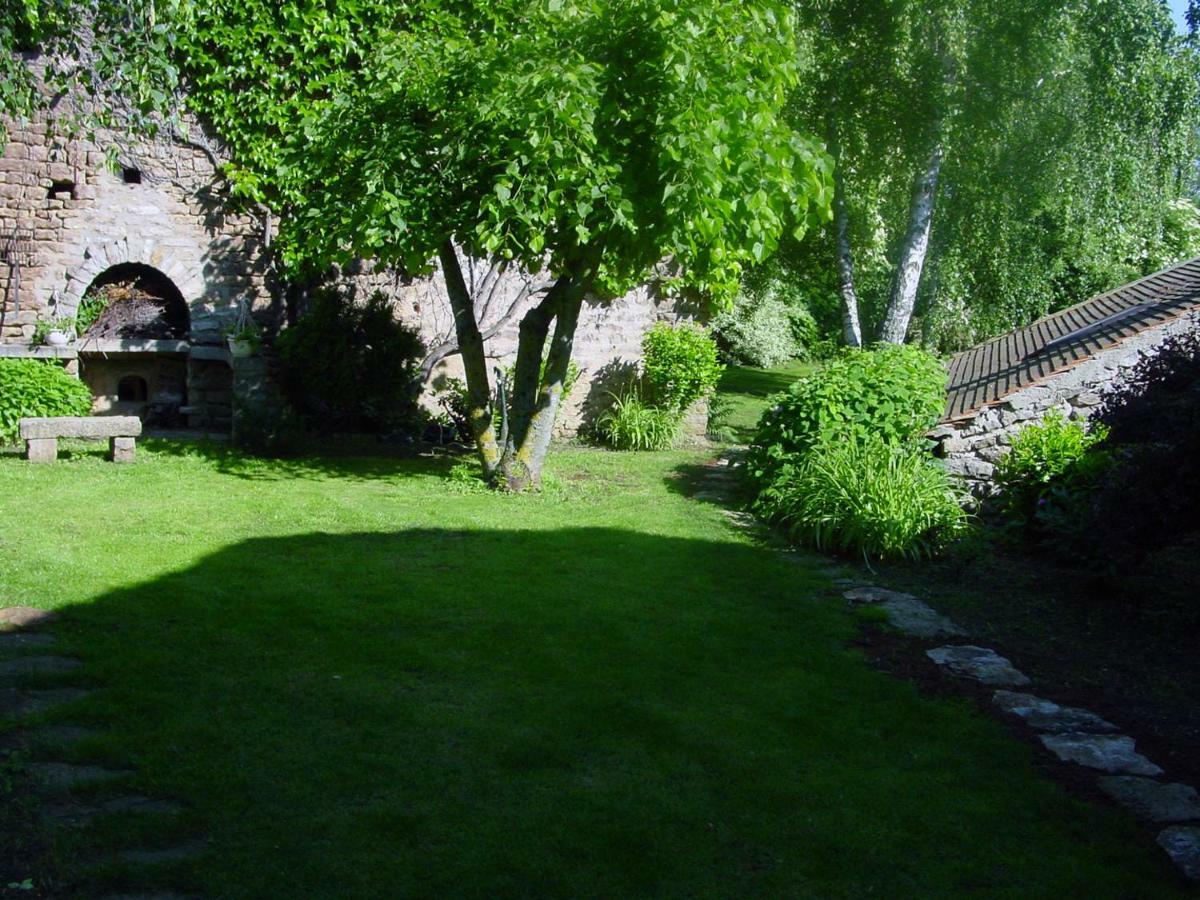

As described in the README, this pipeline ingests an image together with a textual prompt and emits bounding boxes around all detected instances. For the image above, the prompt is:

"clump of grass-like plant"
[597,389,681,451]
[755,435,970,562]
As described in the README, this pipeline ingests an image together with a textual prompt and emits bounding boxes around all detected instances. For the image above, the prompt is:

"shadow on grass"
[139,436,467,483]
[716,363,811,400]
[7,528,1184,897]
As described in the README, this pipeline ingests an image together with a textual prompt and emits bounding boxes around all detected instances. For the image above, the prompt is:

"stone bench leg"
[110,436,136,463]
[25,438,58,463]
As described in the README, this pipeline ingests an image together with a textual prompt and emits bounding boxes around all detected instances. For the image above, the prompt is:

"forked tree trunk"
[878,141,944,344]
[828,121,863,347]
[498,279,582,492]
[438,241,500,477]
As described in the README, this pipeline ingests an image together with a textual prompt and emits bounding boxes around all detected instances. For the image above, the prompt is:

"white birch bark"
[878,142,944,344]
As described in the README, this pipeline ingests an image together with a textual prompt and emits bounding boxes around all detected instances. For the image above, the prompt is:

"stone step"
[1038,733,1163,776]
[0,632,58,652]
[0,687,92,718]
[1157,826,1200,881]
[43,795,184,827]
[119,841,207,866]
[0,655,83,678]
[0,725,101,753]
[27,762,131,792]
[0,607,57,632]
[1099,777,1200,823]
[992,691,1118,734]
[926,645,1031,687]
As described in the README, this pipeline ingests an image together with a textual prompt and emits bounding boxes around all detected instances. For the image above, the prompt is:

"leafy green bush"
[0,359,93,443]
[277,288,425,434]
[994,411,1109,529]
[75,290,109,336]
[710,293,818,368]
[755,435,969,561]
[748,344,947,486]
[597,389,680,451]
[641,323,723,413]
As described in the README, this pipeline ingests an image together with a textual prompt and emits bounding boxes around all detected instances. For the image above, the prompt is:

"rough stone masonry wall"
[932,312,1200,494]
[342,259,706,440]
[0,115,271,343]
[2,94,698,440]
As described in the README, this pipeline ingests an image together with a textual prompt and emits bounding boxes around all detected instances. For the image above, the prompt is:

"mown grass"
[0,439,1188,897]
[713,360,814,442]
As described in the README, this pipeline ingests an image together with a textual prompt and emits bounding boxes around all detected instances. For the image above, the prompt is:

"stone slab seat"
[19,416,142,463]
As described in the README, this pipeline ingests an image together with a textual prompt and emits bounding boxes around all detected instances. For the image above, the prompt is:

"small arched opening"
[78,263,189,340]
[117,375,149,403]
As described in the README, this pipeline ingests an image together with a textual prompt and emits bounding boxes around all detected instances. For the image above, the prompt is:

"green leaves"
[0,360,93,444]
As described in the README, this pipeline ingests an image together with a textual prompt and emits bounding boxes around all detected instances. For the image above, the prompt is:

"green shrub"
[597,389,680,451]
[75,290,109,336]
[748,344,947,486]
[755,435,970,561]
[0,359,93,443]
[641,322,723,413]
[994,410,1110,529]
[710,293,818,367]
[277,288,425,434]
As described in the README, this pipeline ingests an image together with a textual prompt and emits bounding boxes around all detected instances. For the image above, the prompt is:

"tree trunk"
[828,122,863,347]
[498,277,579,491]
[511,285,584,491]
[878,141,944,344]
[437,240,500,477]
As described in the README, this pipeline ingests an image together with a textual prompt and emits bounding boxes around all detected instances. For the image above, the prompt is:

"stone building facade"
[935,259,1200,494]
[1,102,696,440]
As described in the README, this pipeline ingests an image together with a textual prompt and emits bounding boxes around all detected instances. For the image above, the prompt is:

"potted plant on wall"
[33,315,76,347]
[224,300,261,358]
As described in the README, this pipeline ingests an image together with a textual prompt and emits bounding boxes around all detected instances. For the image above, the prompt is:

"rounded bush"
[0,359,94,444]
[277,287,426,434]
[641,322,723,413]
[711,293,817,368]
[748,344,947,486]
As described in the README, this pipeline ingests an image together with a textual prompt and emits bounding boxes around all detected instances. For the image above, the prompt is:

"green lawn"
[714,360,814,442]
[0,440,1187,897]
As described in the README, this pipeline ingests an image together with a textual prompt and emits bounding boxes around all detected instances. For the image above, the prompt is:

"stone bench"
[19,416,142,463]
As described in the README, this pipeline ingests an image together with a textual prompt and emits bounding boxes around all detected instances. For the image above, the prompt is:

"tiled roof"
[944,257,1200,421]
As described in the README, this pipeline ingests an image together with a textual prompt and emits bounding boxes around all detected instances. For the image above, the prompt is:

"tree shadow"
[139,436,465,483]
[5,526,1179,897]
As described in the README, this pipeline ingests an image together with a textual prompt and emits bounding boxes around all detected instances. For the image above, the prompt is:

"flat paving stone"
[843,586,919,605]
[43,795,184,827]
[0,725,99,753]
[1039,733,1163,776]
[1157,826,1200,881]
[0,607,57,632]
[877,597,967,638]
[992,691,1119,734]
[926,645,1032,687]
[0,687,92,718]
[27,762,129,792]
[0,655,82,677]
[120,841,207,865]
[0,632,58,651]
[1098,777,1200,823]
[693,490,729,502]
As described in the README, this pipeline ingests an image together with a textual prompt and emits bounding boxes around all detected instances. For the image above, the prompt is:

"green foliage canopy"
[280,0,832,300]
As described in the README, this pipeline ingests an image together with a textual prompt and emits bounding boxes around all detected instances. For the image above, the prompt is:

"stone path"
[829,581,1200,883]
[685,453,1200,881]
[0,606,205,897]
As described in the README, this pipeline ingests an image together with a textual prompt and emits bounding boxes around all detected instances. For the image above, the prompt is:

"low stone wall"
[932,312,1200,494]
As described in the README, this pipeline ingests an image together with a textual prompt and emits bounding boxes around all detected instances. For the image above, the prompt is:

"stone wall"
[932,312,1200,494]
[2,98,701,441]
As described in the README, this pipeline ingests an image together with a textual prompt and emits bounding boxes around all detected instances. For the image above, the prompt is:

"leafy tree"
[784,0,1200,348]
[282,0,832,489]
[1,0,188,145]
